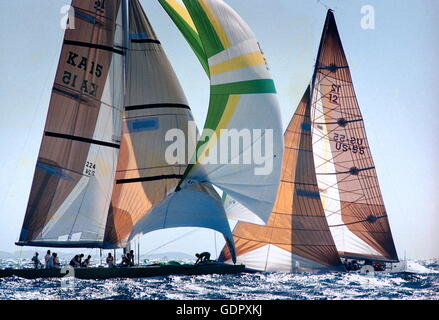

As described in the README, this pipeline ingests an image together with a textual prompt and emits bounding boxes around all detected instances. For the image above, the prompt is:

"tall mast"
[122,0,129,89]
[121,0,129,255]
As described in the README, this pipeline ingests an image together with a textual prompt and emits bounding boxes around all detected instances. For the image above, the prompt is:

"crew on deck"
[69,253,92,268]
[44,250,51,269]
[31,252,42,269]
[44,252,59,269]
[78,253,84,266]
[373,262,385,271]
[81,255,92,268]
[118,250,136,267]
[120,254,130,267]
[69,255,81,268]
[343,259,360,271]
[195,252,211,265]
[129,250,135,267]
[106,253,114,268]
[52,253,60,268]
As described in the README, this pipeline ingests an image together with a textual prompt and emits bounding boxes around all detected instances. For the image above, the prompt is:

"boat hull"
[0,263,245,280]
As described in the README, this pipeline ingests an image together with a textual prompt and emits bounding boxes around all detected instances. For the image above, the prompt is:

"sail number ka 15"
[62,51,103,97]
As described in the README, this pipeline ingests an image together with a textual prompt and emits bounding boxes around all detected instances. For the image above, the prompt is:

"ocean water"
[0,260,438,300]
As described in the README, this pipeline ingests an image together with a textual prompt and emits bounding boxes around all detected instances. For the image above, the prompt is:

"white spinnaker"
[311,86,382,258]
[128,182,236,262]
[222,193,265,225]
[40,4,125,242]
[184,93,284,221]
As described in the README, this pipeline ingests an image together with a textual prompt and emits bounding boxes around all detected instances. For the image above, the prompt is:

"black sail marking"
[45,132,120,149]
[64,40,124,55]
[131,39,161,44]
[125,103,191,111]
[116,174,184,184]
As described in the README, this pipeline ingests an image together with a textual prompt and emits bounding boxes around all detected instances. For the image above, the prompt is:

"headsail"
[17,0,124,247]
[311,10,398,262]
[167,0,284,224]
[219,87,343,272]
[102,0,236,261]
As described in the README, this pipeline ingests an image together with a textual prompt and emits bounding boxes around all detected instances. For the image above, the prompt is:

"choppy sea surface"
[0,259,438,300]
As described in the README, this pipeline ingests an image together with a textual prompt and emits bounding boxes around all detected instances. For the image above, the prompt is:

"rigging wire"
[317,0,330,10]
[2,41,59,244]
[317,0,338,11]
[143,229,200,256]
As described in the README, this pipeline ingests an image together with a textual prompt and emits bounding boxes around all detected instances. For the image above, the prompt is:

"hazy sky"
[0,0,437,260]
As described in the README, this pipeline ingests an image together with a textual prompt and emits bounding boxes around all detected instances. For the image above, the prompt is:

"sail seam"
[15,241,104,248]
[316,166,375,175]
[328,215,388,228]
[125,103,191,111]
[131,39,161,44]
[233,235,336,246]
[211,79,276,95]
[314,118,363,125]
[284,146,312,153]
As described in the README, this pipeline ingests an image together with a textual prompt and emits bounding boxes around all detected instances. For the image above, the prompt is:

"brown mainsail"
[17,0,124,247]
[220,87,343,272]
[311,10,398,262]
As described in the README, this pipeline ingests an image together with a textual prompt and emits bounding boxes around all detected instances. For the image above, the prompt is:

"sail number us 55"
[333,133,365,154]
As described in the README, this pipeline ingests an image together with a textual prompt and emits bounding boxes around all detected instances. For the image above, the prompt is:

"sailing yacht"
[219,10,400,273]
[2,0,284,279]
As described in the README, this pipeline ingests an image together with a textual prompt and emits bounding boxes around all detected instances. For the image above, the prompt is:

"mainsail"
[311,10,398,262]
[160,0,284,224]
[17,0,124,247]
[219,9,399,271]
[219,87,342,272]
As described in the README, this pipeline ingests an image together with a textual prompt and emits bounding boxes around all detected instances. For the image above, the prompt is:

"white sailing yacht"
[5,0,284,279]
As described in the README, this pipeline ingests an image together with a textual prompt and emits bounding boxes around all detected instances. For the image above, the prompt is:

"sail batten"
[18,0,124,247]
